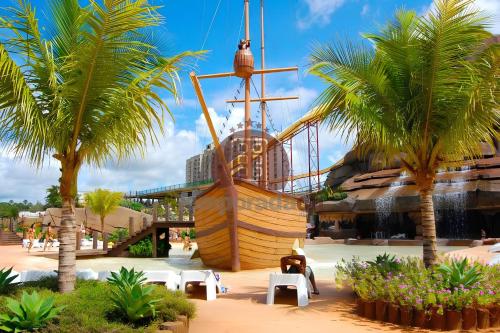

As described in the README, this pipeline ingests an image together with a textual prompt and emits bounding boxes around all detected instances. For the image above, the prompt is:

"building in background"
[186,143,215,183]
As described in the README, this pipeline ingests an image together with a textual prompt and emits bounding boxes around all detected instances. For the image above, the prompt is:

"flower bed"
[335,255,499,330]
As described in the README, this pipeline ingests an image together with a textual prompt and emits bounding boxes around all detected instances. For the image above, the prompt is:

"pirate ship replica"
[190,0,306,271]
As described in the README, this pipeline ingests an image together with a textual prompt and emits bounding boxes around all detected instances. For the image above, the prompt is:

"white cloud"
[361,4,370,16]
[0,120,202,202]
[475,0,500,34]
[297,0,346,30]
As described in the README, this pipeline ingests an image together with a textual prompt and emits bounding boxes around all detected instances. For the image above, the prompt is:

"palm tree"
[84,189,123,235]
[309,0,499,266]
[0,0,199,292]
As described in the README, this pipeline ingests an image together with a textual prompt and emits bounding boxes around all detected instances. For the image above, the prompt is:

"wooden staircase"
[106,224,154,257]
[0,230,22,246]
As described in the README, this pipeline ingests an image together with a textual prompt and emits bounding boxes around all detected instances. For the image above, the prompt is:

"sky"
[0,0,499,203]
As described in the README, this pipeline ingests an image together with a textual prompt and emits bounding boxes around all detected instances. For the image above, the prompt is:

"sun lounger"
[97,271,112,281]
[267,273,309,307]
[489,243,500,253]
[22,239,42,248]
[143,270,180,291]
[179,270,217,301]
[20,270,57,282]
[76,269,98,280]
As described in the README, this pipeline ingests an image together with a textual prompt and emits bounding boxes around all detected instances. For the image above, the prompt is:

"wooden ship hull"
[195,179,306,270]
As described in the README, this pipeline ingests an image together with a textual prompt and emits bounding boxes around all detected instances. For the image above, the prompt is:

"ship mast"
[243,0,252,181]
[260,0,267,188]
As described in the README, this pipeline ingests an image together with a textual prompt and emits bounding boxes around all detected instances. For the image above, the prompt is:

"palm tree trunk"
[101,216,105,235]
[57,158,80,293]
[420,188,437,267]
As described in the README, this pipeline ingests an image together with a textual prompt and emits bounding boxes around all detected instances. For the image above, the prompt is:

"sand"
[1,243,497,333]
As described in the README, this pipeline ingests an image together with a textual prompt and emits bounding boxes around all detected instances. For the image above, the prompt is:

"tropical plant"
[45,186,63,209]
[315,186,348,202]
[367,253,401,277]
[128,238,153,257]
[84,189,123,235]
[309,0,499,266]
[0,268,19,295]
[436,258,482,291]
[108,228,129,243]
[0,0,199,292]
[110,281,159,322]
[0,291,64,332]
[107,267,147,290]
[119,200,144,212]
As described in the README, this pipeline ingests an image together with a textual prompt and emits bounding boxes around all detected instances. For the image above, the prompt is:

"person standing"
[43,222,55,252]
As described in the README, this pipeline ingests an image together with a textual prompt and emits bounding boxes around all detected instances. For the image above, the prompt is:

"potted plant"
[444,291,462,331]
[373,275,388,321]
[460,288,477,330]
[476,290,491,329]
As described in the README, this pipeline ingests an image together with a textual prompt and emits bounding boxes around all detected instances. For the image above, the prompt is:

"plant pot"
[364,301,376,320]
[375,300,388,322]
[356,298,365,317]
[388,303,400,324]
[489,305,500,328]
[462,307,477,330]
[400,306,413,327]
[477,308,490,329]
[445,309,462,331]
[413,308,427,328]
[430,306,445,331]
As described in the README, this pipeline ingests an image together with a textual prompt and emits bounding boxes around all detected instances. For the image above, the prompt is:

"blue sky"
[1,0,499,203]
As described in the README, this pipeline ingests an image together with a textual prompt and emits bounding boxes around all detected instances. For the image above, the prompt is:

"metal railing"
[130,179,214,197]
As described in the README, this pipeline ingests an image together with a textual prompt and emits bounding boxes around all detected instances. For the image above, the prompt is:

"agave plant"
[107,267,146,290]
[110,282,159,322]
[437,258,482,291]
[0,267,19,294]
[0,291,64,332]
[367,253,401,277]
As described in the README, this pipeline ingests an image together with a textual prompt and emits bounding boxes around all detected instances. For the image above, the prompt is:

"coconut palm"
[0,0,199,292]
[309,0,499,266]
[84,189,123,235]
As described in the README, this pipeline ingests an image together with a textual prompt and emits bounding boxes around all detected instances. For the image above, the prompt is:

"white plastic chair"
[179,270,217,301]
[76,269,98,280]
[20,270,57,282]
[143,270,180,291]
[267,273,309,307]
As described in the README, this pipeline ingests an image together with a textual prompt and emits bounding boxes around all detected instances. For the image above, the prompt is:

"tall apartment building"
[185,134,287,189]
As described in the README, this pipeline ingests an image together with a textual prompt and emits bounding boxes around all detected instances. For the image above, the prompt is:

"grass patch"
[0,278,195,333]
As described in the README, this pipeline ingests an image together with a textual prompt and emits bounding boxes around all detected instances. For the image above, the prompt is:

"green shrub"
[367,253,401,277]
[180,228,196,240]
[129,238,153,257]
[315,186,348,202]
[110,282,159,323]
[0,291,64,332]
[0,268,19,295]
[108,228,129,243]
[120,200,144,212]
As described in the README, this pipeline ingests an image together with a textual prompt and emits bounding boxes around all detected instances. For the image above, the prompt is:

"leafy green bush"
[120,200,144,212]
[315,186,348,202]
[128,238,153,257]
[180,228,196,240]
[0,268,19,294]
[0,291,64,332]
[108,228,129,243]
[367,253,401,277]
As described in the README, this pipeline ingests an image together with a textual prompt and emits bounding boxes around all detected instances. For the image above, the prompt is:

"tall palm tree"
[309,0,499,266]
[84,189,123,235]
[0,0,199,292]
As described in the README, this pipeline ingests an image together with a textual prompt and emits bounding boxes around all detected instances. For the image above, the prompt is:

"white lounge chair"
[97,271,112,281]
[76,269,98,280]
[20,270,57,282]
[267,273,309,307]
[489,243,500,253]
[8,270,21,284]
[179,270,217,301]
[143,270,180,291]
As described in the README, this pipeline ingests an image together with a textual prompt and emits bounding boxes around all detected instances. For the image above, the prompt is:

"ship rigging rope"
[195,0,223,66]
